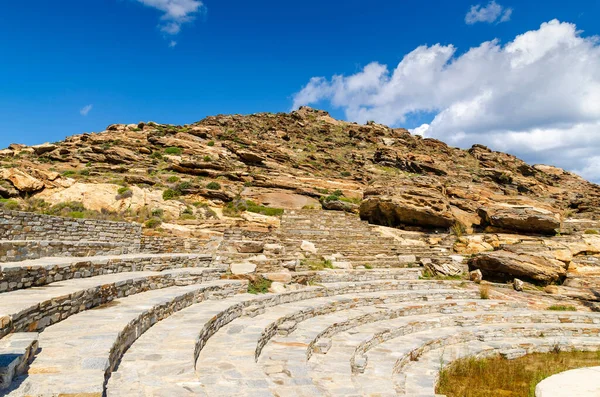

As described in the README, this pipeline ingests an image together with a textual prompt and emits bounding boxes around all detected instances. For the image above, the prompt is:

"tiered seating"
[0,210,235,394]
[4,208,600,396]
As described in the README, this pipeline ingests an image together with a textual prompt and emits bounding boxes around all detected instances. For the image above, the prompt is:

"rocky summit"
[1,107,600,396]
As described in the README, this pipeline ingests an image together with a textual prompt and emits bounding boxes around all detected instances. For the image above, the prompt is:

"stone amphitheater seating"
[2,208,600,396]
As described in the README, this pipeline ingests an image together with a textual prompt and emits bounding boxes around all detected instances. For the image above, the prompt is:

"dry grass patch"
[437,350,600,397]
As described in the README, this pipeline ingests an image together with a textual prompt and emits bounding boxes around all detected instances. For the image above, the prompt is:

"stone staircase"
[216,209,457,272]
[3,209,600,396]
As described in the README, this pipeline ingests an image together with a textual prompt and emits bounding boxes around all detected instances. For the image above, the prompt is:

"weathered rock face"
[360,179,455,229]
[469,250,568,284]
[478,206,560,235]
[1,168,44,193]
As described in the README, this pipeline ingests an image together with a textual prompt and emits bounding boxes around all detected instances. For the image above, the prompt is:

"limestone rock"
[469,269,483,283]
[32,143,57,155]
[321,199,359,214]
[230,262,257,275]
[360,180,455,229]
[301,240,317,254]
[1,168,44,193]
[513,278,524,292]
[478,206,560,235]
[469,250,568,283]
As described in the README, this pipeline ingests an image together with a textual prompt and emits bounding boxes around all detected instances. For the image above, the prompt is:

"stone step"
[260,299,526,394]
[0,253,214,292]
[0,267,225,338]
[108,282,475,396]
[290,269,423,283]
[0,239,140,263]
[5,279,247,396]
[0,332,38,390]
[306,308,600,396]
[194,288,477,397]
[356,317,600,396]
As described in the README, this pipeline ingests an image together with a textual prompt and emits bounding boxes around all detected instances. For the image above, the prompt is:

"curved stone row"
[0,267,224,338]
[107,280,473,396]
[5,279,247,396]
[0,252,213,292]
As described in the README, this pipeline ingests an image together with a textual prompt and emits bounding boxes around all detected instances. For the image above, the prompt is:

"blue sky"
[1,1,599,180]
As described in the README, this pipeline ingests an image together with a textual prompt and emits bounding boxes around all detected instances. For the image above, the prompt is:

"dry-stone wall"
[0,209,141,244]
[140,235,219,254]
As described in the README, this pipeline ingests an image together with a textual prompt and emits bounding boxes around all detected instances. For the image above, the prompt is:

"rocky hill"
[1,106,600,297]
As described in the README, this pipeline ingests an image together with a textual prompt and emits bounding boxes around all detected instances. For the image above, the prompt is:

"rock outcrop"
[469,250,568,284]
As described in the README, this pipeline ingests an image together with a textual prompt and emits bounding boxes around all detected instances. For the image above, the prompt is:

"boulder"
[1,168,44,193]
[469,250,568,284]
[360,180,455,229]
[478,206,560,235]
[230,262,257,275]
[32,143,57,156]
[424,261,462,277]
[469,269,483,283]
[513,278,524,292]
[301,240,318,254]
[322,199,359,214]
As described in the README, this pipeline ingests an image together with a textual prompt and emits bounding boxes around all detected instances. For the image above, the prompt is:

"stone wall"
[0,240,138,263]
[0,253,213,293]
[0,209,141,244]
[140,236,220,254]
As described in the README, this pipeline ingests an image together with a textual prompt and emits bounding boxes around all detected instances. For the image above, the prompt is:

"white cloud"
[292,20,600,183]
[169,40,177,47]
[465,1,513,25]
[80,104,93,116]
[133,0,204,35]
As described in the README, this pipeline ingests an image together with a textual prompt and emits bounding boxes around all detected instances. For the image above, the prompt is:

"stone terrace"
[1,209,600,396]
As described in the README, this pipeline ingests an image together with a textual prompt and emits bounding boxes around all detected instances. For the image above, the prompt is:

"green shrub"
[246,200,284,216]
[179,213,196,220]
[68,211,85,219]
[164,147,183,155]
[584,229,599,235]
[207,140,215,147]
[166,176,180,183]
[206,182,221,190]
[79,169,90,176]
[151,208,164,218]
[151,151,163,160]
[0,199,20,211]
[364,264,373,269]
[177,182,192,191]
[340,171,351,177]
[116,187,133,200]
[203,155,212,162]
[144,218,162,228]
[162,189,179,200]
[62,170,76,177]
[247,277,272,294]
[547,305,577,311]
